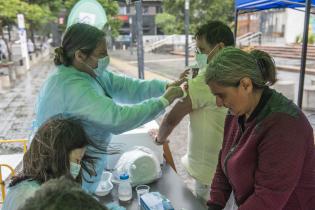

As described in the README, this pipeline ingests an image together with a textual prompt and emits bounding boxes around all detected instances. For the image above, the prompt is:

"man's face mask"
[195,53,208,70]
[195,44,220,70]
[70,162,81,179]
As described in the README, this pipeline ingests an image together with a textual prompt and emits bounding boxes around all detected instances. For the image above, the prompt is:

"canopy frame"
[235,0,313,108]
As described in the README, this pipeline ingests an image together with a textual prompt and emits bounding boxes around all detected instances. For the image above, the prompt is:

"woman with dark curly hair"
[2,118,95,210]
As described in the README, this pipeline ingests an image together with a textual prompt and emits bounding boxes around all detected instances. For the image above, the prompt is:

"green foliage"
[156,0,234,35]
[155,13,180,34]
[295,35,301,44]
[0,0,53,29]
[309,34,315,44]
[0,0,120,37]
[24,4,53,26]
[0,0,21,20]
[295,34,315,45]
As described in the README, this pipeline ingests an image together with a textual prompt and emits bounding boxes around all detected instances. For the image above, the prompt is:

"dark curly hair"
[19,176,108,210]
[10,117,97,187]
[54,23,105,66]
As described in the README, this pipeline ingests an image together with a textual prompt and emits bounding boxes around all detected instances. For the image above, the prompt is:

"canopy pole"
[184,0,190,67]
[135,0,144,79]
[234,9,239,43]
[297,0,311,108]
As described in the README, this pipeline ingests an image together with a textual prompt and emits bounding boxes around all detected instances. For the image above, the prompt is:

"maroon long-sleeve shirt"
[208,88,315,210]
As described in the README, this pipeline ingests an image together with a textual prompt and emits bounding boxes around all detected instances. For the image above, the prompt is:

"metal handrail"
[144,35,177,52]
[237,32,255,40]
[237,31,262,46]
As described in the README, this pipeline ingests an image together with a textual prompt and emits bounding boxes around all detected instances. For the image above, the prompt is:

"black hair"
[10,117,98,187]
[195,20,235,47]
[54,23,105,66]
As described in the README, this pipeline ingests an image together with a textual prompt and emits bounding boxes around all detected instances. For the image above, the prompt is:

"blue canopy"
[236,0,315,11]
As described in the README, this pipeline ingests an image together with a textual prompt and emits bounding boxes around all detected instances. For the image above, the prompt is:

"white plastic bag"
[113,146,162,186]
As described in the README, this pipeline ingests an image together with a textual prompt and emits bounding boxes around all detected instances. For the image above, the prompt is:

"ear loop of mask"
[84,56,97,72]
[77,51,96,72]
[206,44,221,62]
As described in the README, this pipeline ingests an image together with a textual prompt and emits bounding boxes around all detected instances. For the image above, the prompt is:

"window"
[119,6,127,15]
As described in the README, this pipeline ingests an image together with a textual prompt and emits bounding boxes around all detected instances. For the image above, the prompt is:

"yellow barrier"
[0,139,28,203]
[0,139,28,153]
[0,164,15,203]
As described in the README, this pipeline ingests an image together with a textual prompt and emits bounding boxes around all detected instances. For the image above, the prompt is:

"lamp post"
[134,0,144,79]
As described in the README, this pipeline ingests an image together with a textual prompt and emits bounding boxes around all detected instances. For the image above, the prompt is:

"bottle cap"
[119,173,129,180]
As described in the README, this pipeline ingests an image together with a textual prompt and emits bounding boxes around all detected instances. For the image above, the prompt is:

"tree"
[0,0,54,40]
[24,2,54,46]
[155,13,180,34]
[0,0,53,59]
[0,0,21,59]
[156,0,234,35]
[64,0,122,37]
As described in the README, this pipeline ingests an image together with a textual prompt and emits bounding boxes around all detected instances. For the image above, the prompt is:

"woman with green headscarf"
[205,47,315,210]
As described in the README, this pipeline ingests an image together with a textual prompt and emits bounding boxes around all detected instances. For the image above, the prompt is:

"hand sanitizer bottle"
[118,173,132,202]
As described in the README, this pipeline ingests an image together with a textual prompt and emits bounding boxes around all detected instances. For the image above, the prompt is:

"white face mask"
[84,56,110,76]
[70,162,81,179]
[94,56,110,76]
[195,53,208,70]
[195,44,220,70]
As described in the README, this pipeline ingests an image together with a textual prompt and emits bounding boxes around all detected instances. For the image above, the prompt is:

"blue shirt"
[2,180,40,210]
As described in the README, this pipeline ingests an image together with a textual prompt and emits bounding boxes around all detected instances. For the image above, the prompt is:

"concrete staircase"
[253,44,315,61]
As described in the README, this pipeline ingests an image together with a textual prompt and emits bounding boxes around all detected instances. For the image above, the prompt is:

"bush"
[295,34,315,45]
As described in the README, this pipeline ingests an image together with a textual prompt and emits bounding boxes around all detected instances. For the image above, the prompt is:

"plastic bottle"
[118,173,132,202]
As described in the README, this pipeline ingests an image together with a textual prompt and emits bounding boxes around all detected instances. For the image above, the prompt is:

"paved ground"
[109,49,196,80]
[0,56,54,154]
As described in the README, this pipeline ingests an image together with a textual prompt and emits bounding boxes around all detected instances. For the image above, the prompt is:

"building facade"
[115,0,163,47]
[238,8,305,44]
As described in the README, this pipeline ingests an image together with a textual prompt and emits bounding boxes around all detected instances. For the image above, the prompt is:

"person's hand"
[166,78,187,89]
[163,86,183,104]
[166,69,189,89]
[180,82,188,93]
[148,128,158,139]
[179,69,190,79]
[148,129,169,145]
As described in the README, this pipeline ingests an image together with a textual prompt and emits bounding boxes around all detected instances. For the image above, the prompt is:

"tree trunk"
[8,25,11,41]
[30,21,36,51]
[0,20,12,61]
[0,19,3,36]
